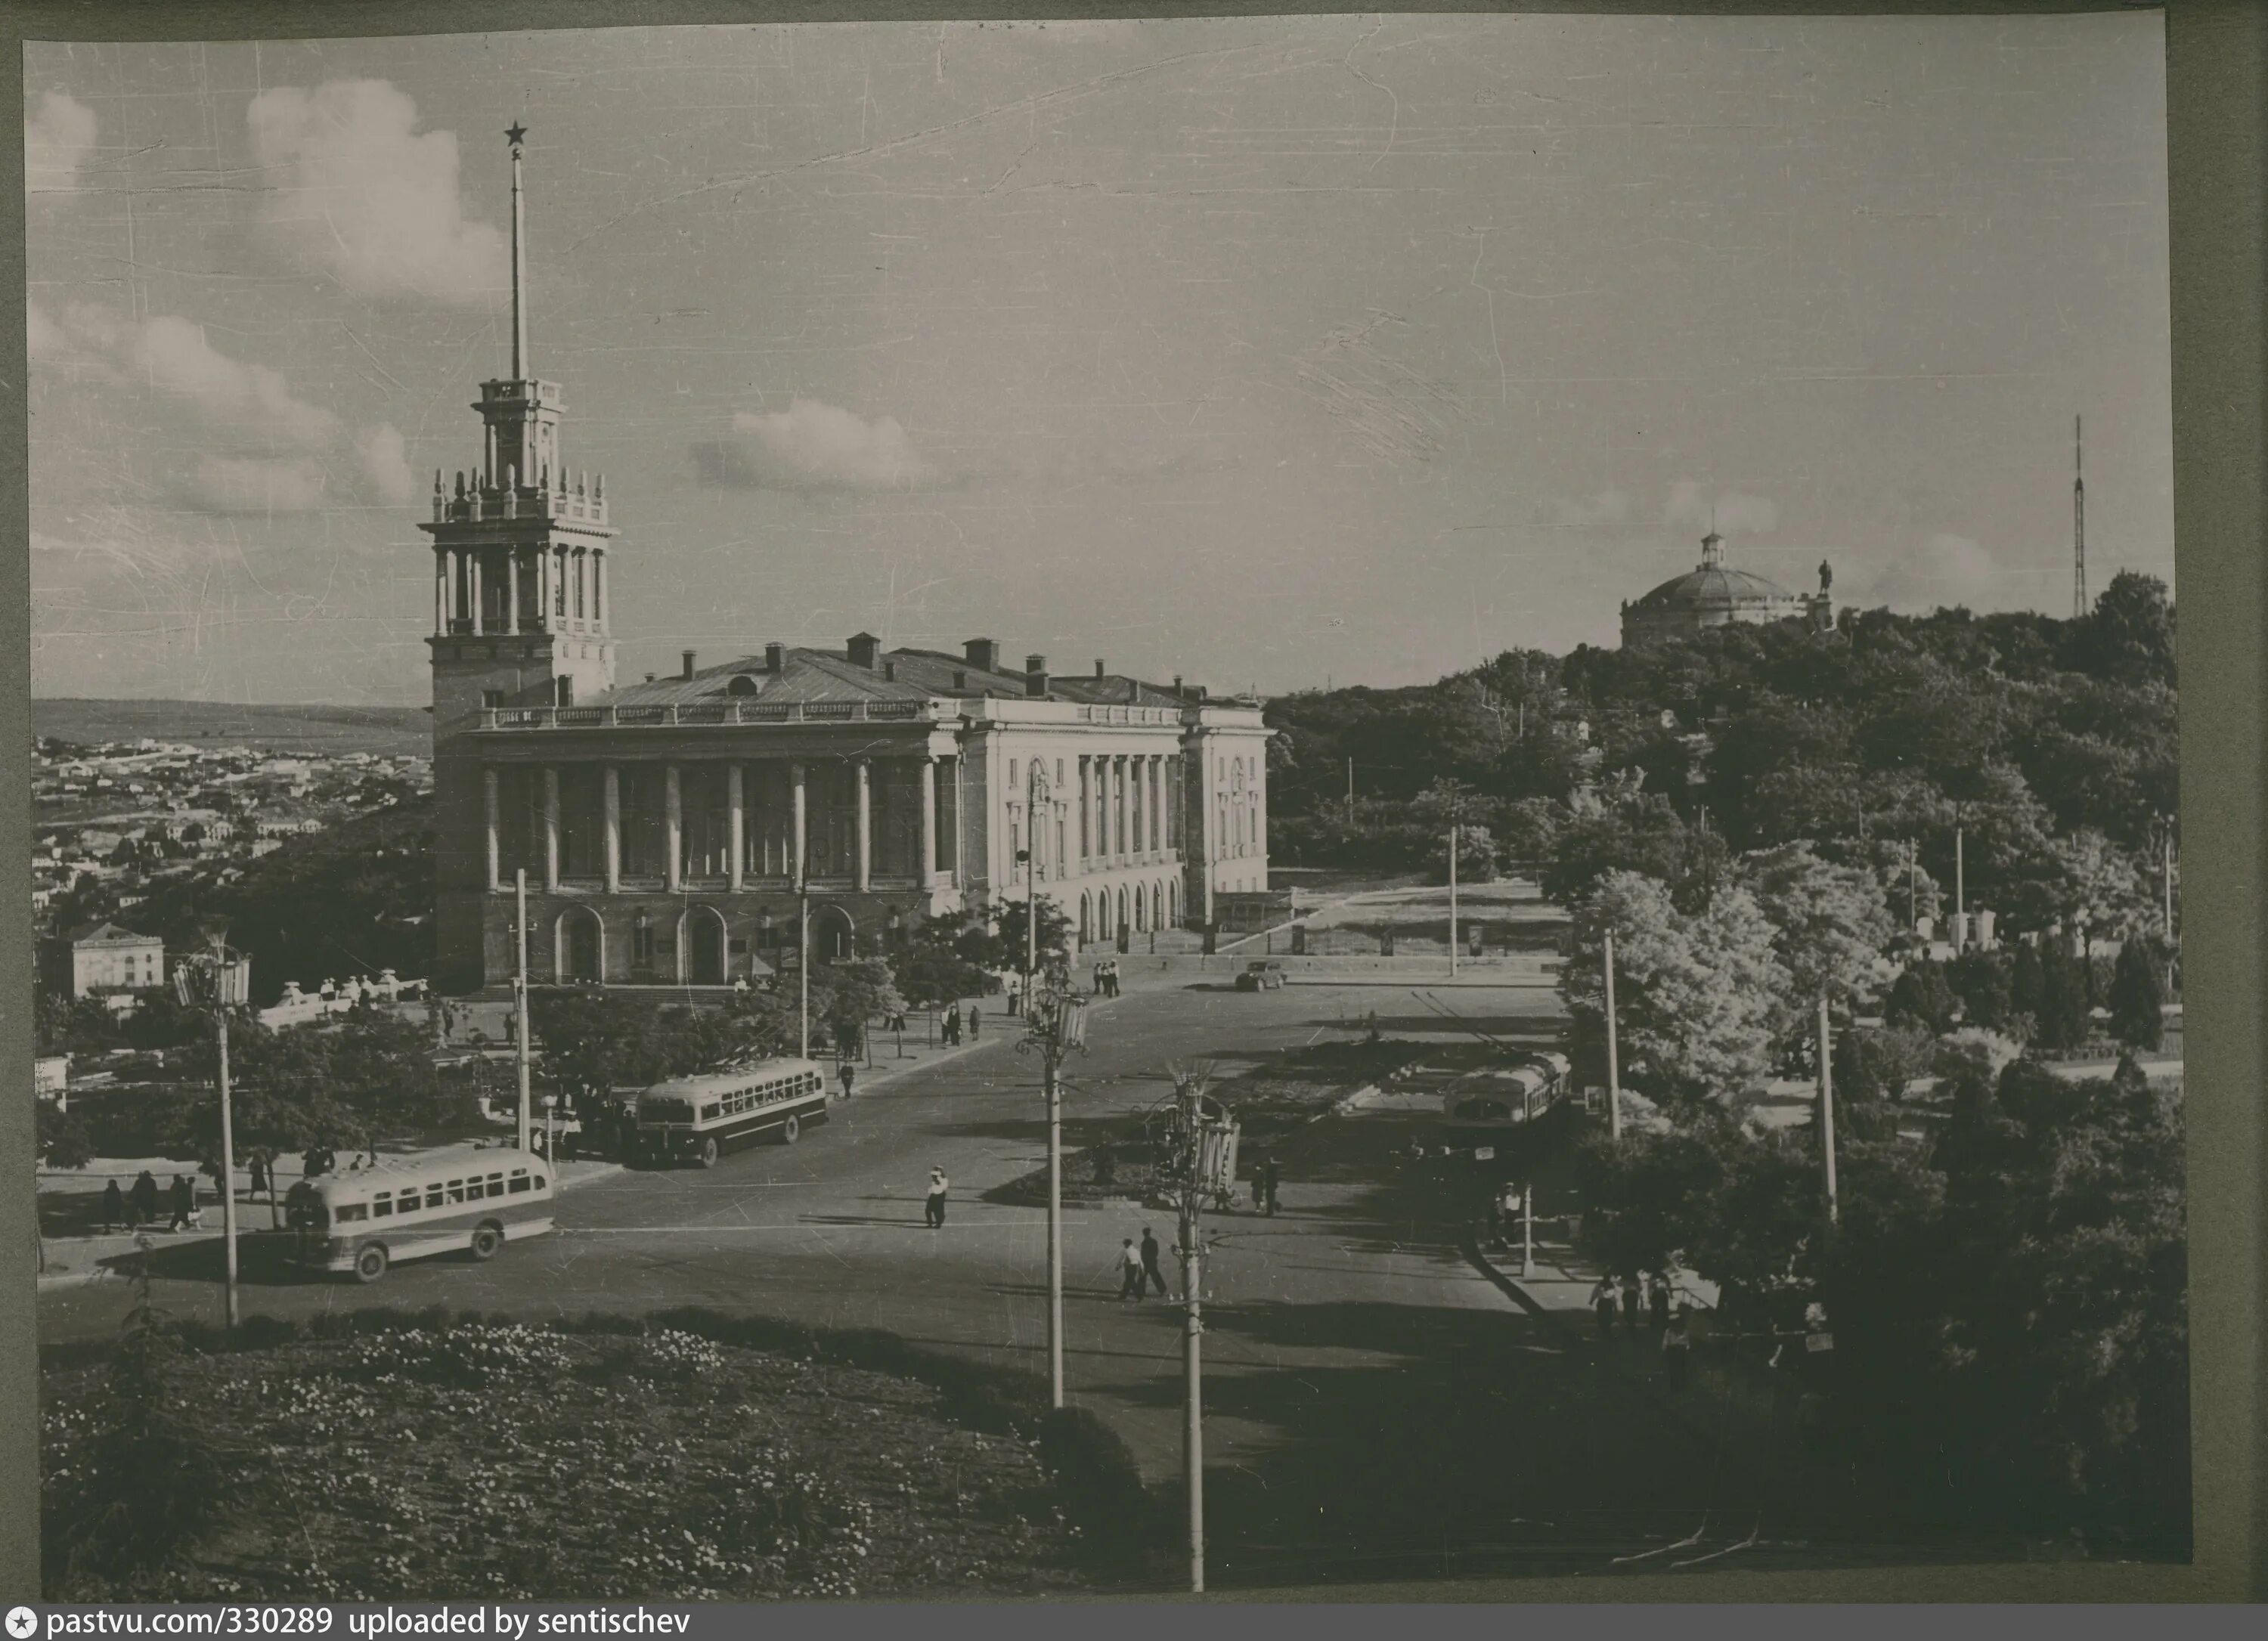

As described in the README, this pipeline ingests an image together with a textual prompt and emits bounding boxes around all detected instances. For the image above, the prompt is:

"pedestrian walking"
[1662,1305,1695,1392]
[1621,1274,1641,1332]
[248,1148,270,1204]
[1140,1227,1170,1299]
[943,1006,962,1045]
[165,1173,194,1233]
[1117,1237,1147,1300]
[1649,1271,1673,1333]
[1108,959,1122,998]
[1005,974,1022,1017]
[129,1170,159,1229]
[925,1168,950,1228]
[1092,960,1106,996]
[1590,1276,1619,1339]
[967,1005,981,1042]
[1262,1155,1281,1216]
[838,1060,857,1101]
[101,1178,124,1234]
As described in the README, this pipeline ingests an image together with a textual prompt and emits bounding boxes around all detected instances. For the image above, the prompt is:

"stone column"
[1153,755,1167,856]
[1112,757,1126,857]
[1077,757,1090,863]
[855,759,872,890]
[543,768,561,891]
[603,766,621,893]
[791,762,808,886]
[728,764,745,891]
[1132,758,1147,855]
[506,547,521,633]
[483,768,500,891]
[469,552,484,635]
[665,764,683,892]
[595,550,608,631]
[538,546,553,633]
[434,553,448,634]
[920,757,938,883]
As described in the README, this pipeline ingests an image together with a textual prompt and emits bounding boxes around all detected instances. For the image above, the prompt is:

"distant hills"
[33,698,430,757]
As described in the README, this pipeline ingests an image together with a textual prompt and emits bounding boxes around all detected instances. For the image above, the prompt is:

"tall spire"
[2073,413,2087,620]
[507,122,529,380]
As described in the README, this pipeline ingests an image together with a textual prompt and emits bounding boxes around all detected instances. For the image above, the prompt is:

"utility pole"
[1520,1066,1535,1278]
[1955,823,1966,938]
[1448,822,1460,979]
[1170,1071,1213,1593]
[514,868,532,1153]
[1907,841,1919,928]
[1817,991,1839,1226]
[1345,757,1354,827]
[1603,927,1622,1144]
[1018,965,1086,1410]
[175,937,249,1331]
[798,880,810,1060]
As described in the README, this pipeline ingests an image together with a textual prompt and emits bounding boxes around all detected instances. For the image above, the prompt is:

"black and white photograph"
[26,10,2186,1600]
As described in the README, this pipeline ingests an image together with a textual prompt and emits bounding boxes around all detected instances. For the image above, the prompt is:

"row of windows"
[330,1168,545,1224]
[705,1072,822,1121]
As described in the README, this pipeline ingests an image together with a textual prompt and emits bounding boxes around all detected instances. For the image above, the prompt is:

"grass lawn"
[44,1321,1105,1601]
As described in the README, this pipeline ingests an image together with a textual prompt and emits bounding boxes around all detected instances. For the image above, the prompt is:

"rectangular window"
[558,764,606,878]
[425,1185,445,1209]
[445,1179,466,1204]
[372,1194,394,1218]
[620,763,671,879]
[700,1104,720,1122]
[487,1175,506,1197]
[497,765,544,884]
[507,1175,530,1195]
[483,690,507,711]
[681,764,733,879]
[335,1203,368,1223]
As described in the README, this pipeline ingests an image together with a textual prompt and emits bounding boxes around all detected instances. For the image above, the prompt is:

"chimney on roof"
[964,638,1000,673]
[765,643,785,675]
[1127,679,1140,704]
[645,673,657,684]
[1025,655,1049,698]
[681,650,697,681]
[1173,674,1184,697]
[848,632,879,669]
[882,660,897,682]
[1095,658,1106,678]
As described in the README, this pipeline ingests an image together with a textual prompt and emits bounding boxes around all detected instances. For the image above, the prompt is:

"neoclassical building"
[423,129,1270,992]
[1621,531,1835,649]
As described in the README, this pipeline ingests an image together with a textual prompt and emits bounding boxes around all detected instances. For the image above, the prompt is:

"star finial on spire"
[506,122,528,147]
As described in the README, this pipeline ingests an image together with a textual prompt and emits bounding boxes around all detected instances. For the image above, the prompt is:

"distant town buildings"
[40,919,165,1001]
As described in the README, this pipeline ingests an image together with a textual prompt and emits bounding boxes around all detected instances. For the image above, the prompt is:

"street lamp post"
[175,937,251,1331]
[1166,1069,1234,1593]
[1603,925,1622,1144]
[514,868,532,1152]
[1017,966,1087,1409]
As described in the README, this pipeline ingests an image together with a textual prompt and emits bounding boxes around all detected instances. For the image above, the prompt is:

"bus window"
[700,1104,720,1122]
[425,1184,445,1209]
[372,1193,393,1218]
[485,1174,506,1198]
[508,1174,529,1194]
[445,1179,466,1205]
[534,1175,547,1190]
[336,1203,368,1223]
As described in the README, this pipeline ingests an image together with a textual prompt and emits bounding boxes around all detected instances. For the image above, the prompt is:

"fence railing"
[484,699,940,730]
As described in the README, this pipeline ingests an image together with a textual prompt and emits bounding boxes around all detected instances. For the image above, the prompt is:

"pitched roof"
[587,645,1190,710]
[64,920,157,945]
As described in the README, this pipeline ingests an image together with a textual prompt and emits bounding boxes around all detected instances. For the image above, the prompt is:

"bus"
[287,1143,555,1283]
[634,1057,829,1167]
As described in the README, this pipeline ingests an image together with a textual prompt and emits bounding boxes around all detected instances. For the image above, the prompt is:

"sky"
[24,12,2174,704]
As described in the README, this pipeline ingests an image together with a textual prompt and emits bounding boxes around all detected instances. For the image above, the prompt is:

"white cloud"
[187,455,330,514]
[248,79,507,305]
[353,423,416,505]
[56,304,337,447]
[1545,489,1630,530]
[697,399,941,492]
[25,91,97,197]
[1665,480,1778,537]
[1857,532,2031,615]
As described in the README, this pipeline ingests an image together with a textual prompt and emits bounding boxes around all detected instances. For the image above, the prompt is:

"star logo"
[6,1607,38,1639]
[505,122,528,147]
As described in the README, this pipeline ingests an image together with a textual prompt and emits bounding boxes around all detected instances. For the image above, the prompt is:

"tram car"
[1437,1051,1570,1150]
[634,1057,830,1167]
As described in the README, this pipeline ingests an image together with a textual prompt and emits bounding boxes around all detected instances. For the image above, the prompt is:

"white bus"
[288,1143,555,1283]
[635,1057,829,1167]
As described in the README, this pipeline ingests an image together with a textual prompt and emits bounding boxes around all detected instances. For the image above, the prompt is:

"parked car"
[1235,960,1287,992]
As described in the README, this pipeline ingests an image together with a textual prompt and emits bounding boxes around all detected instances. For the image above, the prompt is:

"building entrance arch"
[810,904,856,964]
[557,907,604,983]
[680,906,728,986]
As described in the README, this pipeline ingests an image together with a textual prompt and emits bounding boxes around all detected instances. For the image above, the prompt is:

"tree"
[2009,943,2046,1032]
[38,1101,95,1171]
[1885,961,1959,1036]
[2107,939,2164,1051]
[990,893,1074,968]
[2035,942,2092,1051]
[1737,841,1897,1011]
[1562,871,1783,1104]
[1425,823,1498,885]
[2064,571,2177,690]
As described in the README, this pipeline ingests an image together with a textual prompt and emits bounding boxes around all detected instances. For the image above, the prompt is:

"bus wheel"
[699,1136,720,1169]
[469,1225,503,1261]
[778,1115,800,1146]
[354,1243,389,1284]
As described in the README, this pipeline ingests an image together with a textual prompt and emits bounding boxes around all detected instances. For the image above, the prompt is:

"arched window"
[727,674,761,697]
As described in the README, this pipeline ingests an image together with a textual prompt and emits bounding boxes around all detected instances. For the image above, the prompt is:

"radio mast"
[2073,414,2087,620]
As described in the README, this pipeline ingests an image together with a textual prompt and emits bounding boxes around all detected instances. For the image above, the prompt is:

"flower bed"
[44,1319,1108,1601]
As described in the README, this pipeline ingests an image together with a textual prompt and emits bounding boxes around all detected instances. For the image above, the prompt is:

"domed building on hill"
[1619,531,1836,649]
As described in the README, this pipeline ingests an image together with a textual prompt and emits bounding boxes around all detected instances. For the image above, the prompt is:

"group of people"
[98,1170,203,1234]
[1116,1227,1173,1300]
[1591,1270,1697,1389]
[940,1003,981,1045]
[1091,959,1123,998]
[1247,1151,1281,1215]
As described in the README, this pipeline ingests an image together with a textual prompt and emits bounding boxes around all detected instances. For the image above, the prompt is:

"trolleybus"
[634,1057,829,1167]
[287,1143,555,1283]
